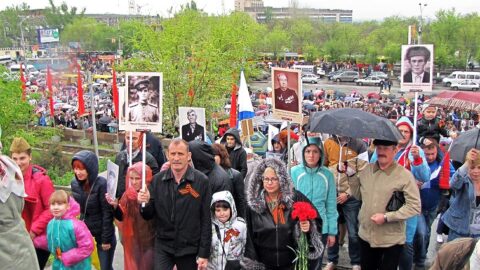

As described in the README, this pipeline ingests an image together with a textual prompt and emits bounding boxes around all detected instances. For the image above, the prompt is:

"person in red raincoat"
[106,162,155,270]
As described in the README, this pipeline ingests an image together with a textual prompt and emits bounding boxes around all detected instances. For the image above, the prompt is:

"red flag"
[77,65,85,115]
[229,83,238,128]
[439,151,450,190]
[47,66,55,118]
[20,63,26,101]
[188,88,194,98]
[112,66,119,118]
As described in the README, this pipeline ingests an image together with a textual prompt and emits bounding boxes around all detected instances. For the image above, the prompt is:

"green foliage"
[61,17,117,51]
[119,10,262,134]
[43,0,85,31]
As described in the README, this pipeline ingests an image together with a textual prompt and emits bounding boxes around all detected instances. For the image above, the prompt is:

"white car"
[301,73,320,84]
[356,76,384,86]
[450,80,480,91]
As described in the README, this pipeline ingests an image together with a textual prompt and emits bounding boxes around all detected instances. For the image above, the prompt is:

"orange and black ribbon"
[224,228,240,243]
[178,183,200,198]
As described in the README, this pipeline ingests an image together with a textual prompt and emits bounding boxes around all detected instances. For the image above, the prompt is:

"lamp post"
[19,16,30,62]
[418,3,427,44]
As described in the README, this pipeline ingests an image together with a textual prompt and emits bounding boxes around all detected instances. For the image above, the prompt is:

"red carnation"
[291,201,318,222]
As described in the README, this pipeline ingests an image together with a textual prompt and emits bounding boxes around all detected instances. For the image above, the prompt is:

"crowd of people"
[3,97,480,270]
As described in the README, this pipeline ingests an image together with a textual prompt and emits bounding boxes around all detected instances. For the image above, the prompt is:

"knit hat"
[9,137,31,153]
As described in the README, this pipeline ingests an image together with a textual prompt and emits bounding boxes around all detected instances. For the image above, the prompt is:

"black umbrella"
[450,128,480,163]
[308,108,403,141]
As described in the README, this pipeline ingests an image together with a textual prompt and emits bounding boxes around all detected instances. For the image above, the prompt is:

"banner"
[37,28,60,44]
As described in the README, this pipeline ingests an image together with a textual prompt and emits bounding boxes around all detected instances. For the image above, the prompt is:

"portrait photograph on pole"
[124,72,163,132]
[178,107,206,142]
[271,67,303,123]
[401,44,434,92]
[118,86,128,131]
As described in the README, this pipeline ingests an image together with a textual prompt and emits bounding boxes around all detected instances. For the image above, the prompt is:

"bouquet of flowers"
[290,201,318,270]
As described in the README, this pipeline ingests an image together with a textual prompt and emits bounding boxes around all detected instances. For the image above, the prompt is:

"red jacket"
[22,164,55,236]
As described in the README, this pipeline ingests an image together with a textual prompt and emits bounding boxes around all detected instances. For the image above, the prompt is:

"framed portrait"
[271,68,303,123]
[118,86,128,131]
[124,72,163,132]
[106,160,119,199]
[178,107,207,142]
[400,44,434,92]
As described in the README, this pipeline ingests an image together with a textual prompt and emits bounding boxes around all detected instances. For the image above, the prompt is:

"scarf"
[265,192,286,225]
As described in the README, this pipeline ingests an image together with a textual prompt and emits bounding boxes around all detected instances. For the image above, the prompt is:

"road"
[250,77,451,98]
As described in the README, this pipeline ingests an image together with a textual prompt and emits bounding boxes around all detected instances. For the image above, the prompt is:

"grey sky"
[0,0,477,21]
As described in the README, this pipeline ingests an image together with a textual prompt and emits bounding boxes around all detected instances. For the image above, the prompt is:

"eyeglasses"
[262,177,279,183]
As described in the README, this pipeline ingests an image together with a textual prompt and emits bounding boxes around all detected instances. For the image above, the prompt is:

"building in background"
[234,0,353,23]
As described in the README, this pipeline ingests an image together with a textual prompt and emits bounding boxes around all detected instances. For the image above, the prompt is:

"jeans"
[398,242,413,270]
[97,235,117,270]
[422,208,438,251]
[413,214,428,267]
[327,197,361,265]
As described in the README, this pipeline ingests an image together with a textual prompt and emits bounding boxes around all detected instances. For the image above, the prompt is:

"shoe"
[323,262,336,270]
[436,234,444,243]
[352,265,361,270]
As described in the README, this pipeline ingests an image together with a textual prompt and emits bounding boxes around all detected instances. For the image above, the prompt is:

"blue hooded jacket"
[290,137,338,235]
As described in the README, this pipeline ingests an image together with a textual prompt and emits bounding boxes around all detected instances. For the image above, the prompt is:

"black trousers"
[155,247,198,270]
[359,238,403,270]
[36,248,50,269]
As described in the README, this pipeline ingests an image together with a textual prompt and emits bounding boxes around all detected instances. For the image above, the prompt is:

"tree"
[61,17,117,51]
[43,0,85,31]
[118,10,262,134]
[0,66,33,152]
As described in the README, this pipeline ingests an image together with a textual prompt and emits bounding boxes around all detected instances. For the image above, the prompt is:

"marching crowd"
[3,100,480,270]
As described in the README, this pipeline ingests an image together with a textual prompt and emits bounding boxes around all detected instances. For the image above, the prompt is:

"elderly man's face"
[410,56,427,75]
[278,74,288,90]
[187,111,197,124]
[137,83,149,104]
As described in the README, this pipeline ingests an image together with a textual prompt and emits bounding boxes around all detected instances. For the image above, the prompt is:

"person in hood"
[212,143,245,219]
[105,162,155,270]
[220,128,248,179]
[10,137,54,269]
[34,190,94,270]
[115,131,159,198]
[190,140,233,194]
[70,150,115,270]
[242,158,323,270]
[208,190,247,270]
[290,137,339,270]
[266,134,288,164]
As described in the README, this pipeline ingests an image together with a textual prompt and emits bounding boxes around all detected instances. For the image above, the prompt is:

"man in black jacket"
[220,128,248,179]
[115,131,159,198]
[138,139,211,270]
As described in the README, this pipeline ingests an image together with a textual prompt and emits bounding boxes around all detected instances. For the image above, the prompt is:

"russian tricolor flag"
[237,70,254,121]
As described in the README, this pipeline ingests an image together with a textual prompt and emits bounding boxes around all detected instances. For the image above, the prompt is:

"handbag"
[386,191,405,212]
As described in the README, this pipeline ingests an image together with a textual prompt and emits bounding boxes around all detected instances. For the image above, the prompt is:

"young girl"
[34,190,94,269]
[105,162,155,270]
[209,191,247,270]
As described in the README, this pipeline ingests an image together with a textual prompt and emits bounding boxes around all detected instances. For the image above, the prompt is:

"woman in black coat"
[241,158,323,270]
[71,150,115,270]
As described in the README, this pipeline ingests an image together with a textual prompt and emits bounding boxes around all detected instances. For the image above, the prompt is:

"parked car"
[327,70,343,80]
[356,76,384,86]
[450,80,480,91]
[301,73,320,84]
[443,71,480,87]
[332,71,360,82]
[369,71,388,80]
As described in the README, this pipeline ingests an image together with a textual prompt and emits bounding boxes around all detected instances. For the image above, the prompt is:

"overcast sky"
[0,0,477,21]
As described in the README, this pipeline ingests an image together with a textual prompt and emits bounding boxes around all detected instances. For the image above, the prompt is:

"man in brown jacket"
[352,139,421,270]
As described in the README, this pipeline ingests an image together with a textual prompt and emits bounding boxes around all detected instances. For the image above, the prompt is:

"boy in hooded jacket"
[208,190,247,270]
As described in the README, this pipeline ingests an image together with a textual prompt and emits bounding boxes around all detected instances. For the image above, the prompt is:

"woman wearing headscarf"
[242,158,323,270]
[106,162,155,270]
[442,148,480,241]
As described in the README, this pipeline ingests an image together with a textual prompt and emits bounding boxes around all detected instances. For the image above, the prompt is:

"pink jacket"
[34,197,94,267]
[22,164,55,237]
